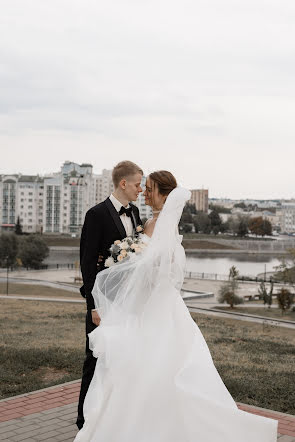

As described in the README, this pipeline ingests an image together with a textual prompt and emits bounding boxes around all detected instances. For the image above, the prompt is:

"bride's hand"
[91,310,101,326]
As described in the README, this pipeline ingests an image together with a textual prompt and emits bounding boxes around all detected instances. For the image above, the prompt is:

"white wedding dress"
[74,188,278,442]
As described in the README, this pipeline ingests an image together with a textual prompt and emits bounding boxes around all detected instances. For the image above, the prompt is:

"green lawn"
[1,298,294,415]
[0,299,85,399]
[0,283,81,298]
[191,312,295,414]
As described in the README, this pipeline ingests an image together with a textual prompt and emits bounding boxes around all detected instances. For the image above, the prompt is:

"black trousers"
[76,311,97,430]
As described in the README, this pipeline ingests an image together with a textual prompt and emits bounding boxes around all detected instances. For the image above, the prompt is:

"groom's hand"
[91,310,101,326]
[97,254,104,267]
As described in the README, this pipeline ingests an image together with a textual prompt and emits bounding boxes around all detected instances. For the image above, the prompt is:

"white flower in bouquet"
[120,241,129,250]
[105,256,115,267]
[106,230,147,266]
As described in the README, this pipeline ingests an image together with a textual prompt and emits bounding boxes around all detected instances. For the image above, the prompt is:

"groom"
[76,160,143,430]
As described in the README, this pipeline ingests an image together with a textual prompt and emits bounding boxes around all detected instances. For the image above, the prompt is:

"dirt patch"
[183,239,236,250]
[34,366,70,382]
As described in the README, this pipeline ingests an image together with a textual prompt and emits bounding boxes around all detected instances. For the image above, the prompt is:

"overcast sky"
[1,0,294,199]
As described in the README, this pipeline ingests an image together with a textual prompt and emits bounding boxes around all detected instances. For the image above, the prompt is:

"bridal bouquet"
[105,226,146,267]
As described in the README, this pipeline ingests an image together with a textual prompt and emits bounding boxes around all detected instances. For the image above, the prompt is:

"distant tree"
[274,248,295,289]
[229,266,239,279]
[179,203,194,227]
[262,219,272,236]
[258,281,267,300]
[218,266,244,308]
[183,224,193,233]
[15,216,23,235]
[221,220,230,233]
[237,218,248,237]
[209,204,231,214]
[258,281,273,308]
[249,217,272,236]
[277,288,294,313]
[248,217,263,236]
[209,209,222,234]
[181,211,193,224]
[193,212,211,234]
[186,203,197,215]
[226,216,239,235]
[234,202,246,209]
[18,235,49,269]
[212,225,220,235]
[0,233,19,268]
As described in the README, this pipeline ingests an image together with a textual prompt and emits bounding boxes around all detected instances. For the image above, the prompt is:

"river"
[45,248,282,278]
[185,253,281,277]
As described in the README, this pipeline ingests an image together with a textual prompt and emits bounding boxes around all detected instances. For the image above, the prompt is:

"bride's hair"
[149,171,177,205]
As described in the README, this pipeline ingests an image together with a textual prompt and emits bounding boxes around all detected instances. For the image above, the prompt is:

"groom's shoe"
[76,418,84,430]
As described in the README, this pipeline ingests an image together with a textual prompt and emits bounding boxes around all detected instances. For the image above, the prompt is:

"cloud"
[0,0,294,198]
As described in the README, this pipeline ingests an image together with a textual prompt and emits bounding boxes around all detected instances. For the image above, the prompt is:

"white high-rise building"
[0,162,114,235]
[0,163,155,234]
[43,162,95,234]
[135,191,152,222]
[94,169,114,203]
[281,202,295,233]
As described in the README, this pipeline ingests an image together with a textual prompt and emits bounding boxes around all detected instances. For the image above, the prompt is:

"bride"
[74,171,278,442]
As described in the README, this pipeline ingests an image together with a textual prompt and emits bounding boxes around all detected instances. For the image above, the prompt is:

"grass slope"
[1,299,294,415]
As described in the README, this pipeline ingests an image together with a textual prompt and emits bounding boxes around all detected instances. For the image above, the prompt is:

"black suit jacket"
[80,197,142,311]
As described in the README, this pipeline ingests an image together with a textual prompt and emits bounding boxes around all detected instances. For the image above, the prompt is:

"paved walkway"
[0,381,294,441]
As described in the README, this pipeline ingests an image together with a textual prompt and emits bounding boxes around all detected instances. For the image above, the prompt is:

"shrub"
[18,235,49,269]
[277,288,294,313]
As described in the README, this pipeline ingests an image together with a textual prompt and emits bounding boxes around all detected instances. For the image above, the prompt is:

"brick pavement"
[0,380,294,441]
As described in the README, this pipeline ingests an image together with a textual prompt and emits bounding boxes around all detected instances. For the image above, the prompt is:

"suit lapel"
[130,204,138,230]
[105,198,126,239]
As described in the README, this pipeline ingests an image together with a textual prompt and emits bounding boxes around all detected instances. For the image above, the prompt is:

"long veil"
[89,187,191,368]
[77,186,278,442]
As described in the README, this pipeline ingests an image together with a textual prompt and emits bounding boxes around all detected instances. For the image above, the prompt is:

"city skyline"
[0,160,293,201]
[0,161,294,234]
[1,1,295,199]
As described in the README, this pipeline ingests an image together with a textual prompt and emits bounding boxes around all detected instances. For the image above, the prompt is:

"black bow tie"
[119,206,133,217]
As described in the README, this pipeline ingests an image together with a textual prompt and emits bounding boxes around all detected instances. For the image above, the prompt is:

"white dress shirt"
[109,194,134,237]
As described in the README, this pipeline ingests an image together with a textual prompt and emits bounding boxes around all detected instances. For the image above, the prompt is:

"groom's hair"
[112,161,143,188]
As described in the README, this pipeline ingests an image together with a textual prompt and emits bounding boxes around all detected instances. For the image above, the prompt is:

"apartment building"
[281,202,295,233]
[0,162,151,234]
[189,189,209,212]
